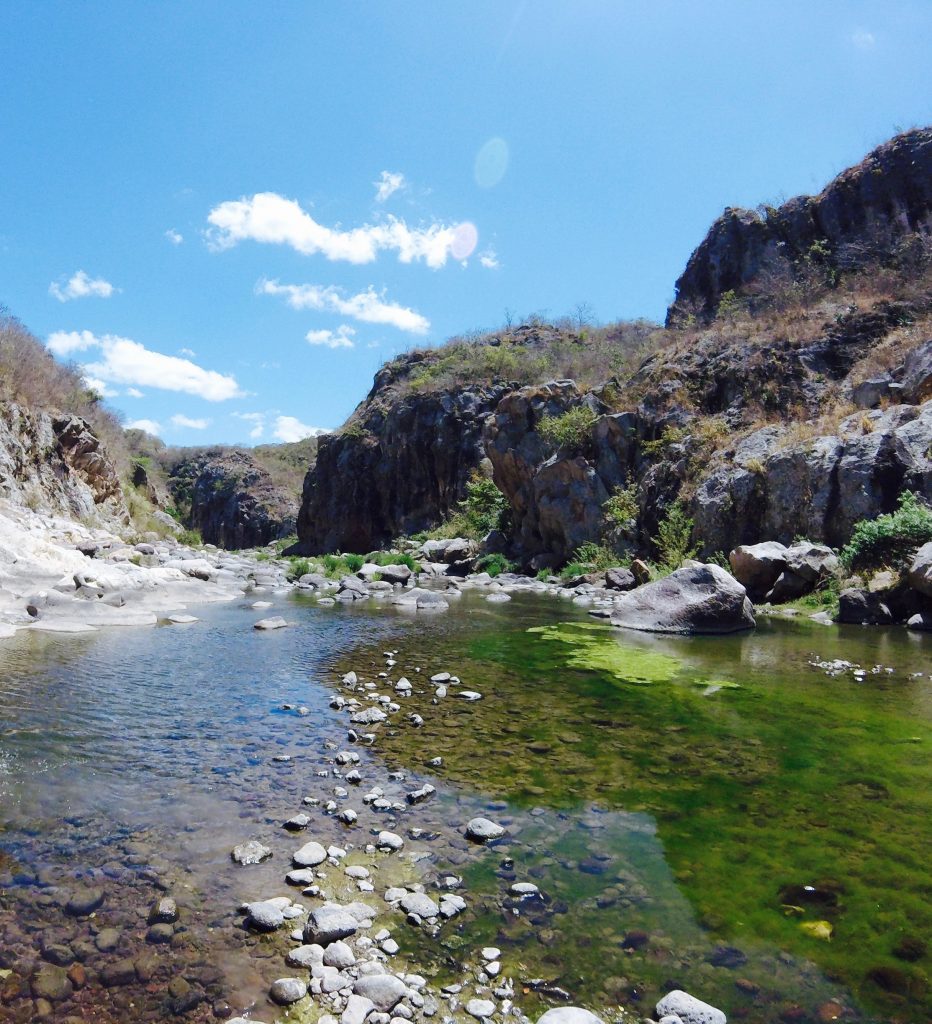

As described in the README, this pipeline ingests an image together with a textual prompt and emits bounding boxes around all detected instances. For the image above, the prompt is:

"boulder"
[376,564,412,585]
[537,1010,605,1024]
[353,974,407,1012]
[728,542,789,601]
[656,990,726,1024]
[421,538,476,563]
[604,567,637,591]
[611,564,755,635]
[908,541,932,597]
[303,905,359,945]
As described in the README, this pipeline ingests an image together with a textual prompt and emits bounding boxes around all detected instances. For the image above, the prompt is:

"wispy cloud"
[851,28,875,49]
[258,278,429,334]
[126,418,162,436]
[374,171,406,202]
[49,270,116,303]
[233,411,266,439]
[479,248,500,269]
[126,387,144,398]
[207,192,476,267]
[273,415,329,443]
[170,414,210,429]
[306,325,356,349]
[165,229,184,245]
[47,330,243,401]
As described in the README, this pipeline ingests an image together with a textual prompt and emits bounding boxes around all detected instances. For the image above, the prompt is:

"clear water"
[0,591,929,1023]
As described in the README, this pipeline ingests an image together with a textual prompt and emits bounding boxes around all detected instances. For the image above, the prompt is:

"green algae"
[344,597,932,1021]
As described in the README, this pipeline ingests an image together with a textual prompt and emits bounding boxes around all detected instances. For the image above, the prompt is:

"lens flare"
[474,137,509,188]
[451,222,479,260]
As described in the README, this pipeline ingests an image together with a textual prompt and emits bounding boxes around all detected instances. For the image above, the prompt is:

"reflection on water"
[0,593,930,1023]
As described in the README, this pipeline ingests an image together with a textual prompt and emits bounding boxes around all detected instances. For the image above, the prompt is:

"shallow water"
[0,591,930,1023]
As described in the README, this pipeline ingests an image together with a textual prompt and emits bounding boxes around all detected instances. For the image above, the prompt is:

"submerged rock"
[231,840,272,865]
[611,564,755,635]
[465,817,505,842]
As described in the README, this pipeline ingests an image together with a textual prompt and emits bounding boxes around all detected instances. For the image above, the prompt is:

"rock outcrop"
[0,403,127,525]
[168,449,298,549]
[668,127,932,323]
[295,379,511,554]
[694,401,932,554]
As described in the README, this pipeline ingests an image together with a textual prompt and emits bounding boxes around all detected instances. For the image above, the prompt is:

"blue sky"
[1,2,929,444]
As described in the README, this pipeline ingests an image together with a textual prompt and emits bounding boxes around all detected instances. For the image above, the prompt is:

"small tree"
[653,500,698,570]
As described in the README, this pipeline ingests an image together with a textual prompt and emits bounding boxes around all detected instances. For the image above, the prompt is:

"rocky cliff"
[167,448,300,549]
[292,128,932,565]
[0,402,128,525]
[668,127,932,324]
[296,373,512,553]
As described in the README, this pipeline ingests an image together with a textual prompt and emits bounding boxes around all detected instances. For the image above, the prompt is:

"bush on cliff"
[840,491,932,573]
[539,406,597,453]
[652,500,698,571]
[422,473,509,542]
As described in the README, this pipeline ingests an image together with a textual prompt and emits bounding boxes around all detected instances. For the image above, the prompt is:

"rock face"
[167,448,298,548]
[296,371,511,553]
[695,402,932,553]
[610,564,755,635]
[0,404,127,524]
[668,127,932,323]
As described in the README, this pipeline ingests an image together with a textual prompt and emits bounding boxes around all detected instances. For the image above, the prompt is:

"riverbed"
[0,589,929,1023]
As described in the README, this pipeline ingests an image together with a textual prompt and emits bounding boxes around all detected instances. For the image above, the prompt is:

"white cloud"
[207,192,475,267]
[170,414,210,429]
[374,171,406,202]
[851,28,875,49]
[126,387,144,398]
[126,419,162,436]
[479,248,500,269]
[82,375,119,398]
[49,270,116,303]
[165,229,184,245]
[178,347,196,357]
[233,411,266,439]
[273,415,329,443]
[258,278,429,334]
[306,325,356,349]
[46,330,243,401]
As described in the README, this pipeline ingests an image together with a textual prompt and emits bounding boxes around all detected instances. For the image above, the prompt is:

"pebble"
[231,840,272,865]
[465,817,505,842]
[269,976,308,1004]
[354,974,408,1011]
[293,841,328,867]
[656,990,727,1024]
[466,998,496,1019]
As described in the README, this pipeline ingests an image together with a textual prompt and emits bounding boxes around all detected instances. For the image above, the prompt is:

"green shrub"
[641,425,687,457]
[177,528,203,548]
[475,553,515,577]
[559,542,621,578]
[840,491,932,573]
[652,500,698,570]
[287,557,311,581]
[423,473,509,542]
[365,550,420,571]
[538,406,597,452]
[602,484,638,530]
[343,553,365,572]
[536,568,552,581]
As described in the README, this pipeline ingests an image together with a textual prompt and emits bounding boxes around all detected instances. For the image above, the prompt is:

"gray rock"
[246,900,286,931]
[304,905,359,945]
[148,896,178,924]
[269,977,308,1005]
[293,841,328,867]
[377,564,413,585]
[254,616,289,630]
[353,973,408,1011]
[656,990,726,1024]
[901,339,932,404]
[853,376,897,409]
[65,887,105,916]
[465,817,505,842]
[400,892,439,918]
[351,706,388,725]
[287,944,325,968]
[323,939,357,969]
[611,564,755,635]
[231,840,272,865]
[908,541,932,597]
[343,994,377,1024]
[728,542,788,601]
[604,567,636,591]
[536,1008,605,1024]
[377,831,404,851]
[466,999,496,1019]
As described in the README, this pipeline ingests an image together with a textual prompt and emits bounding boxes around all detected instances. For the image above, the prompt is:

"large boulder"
[908,541,932,597]
[420,538,475,564]
[611,564,755,635]
[728,542,789,601]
